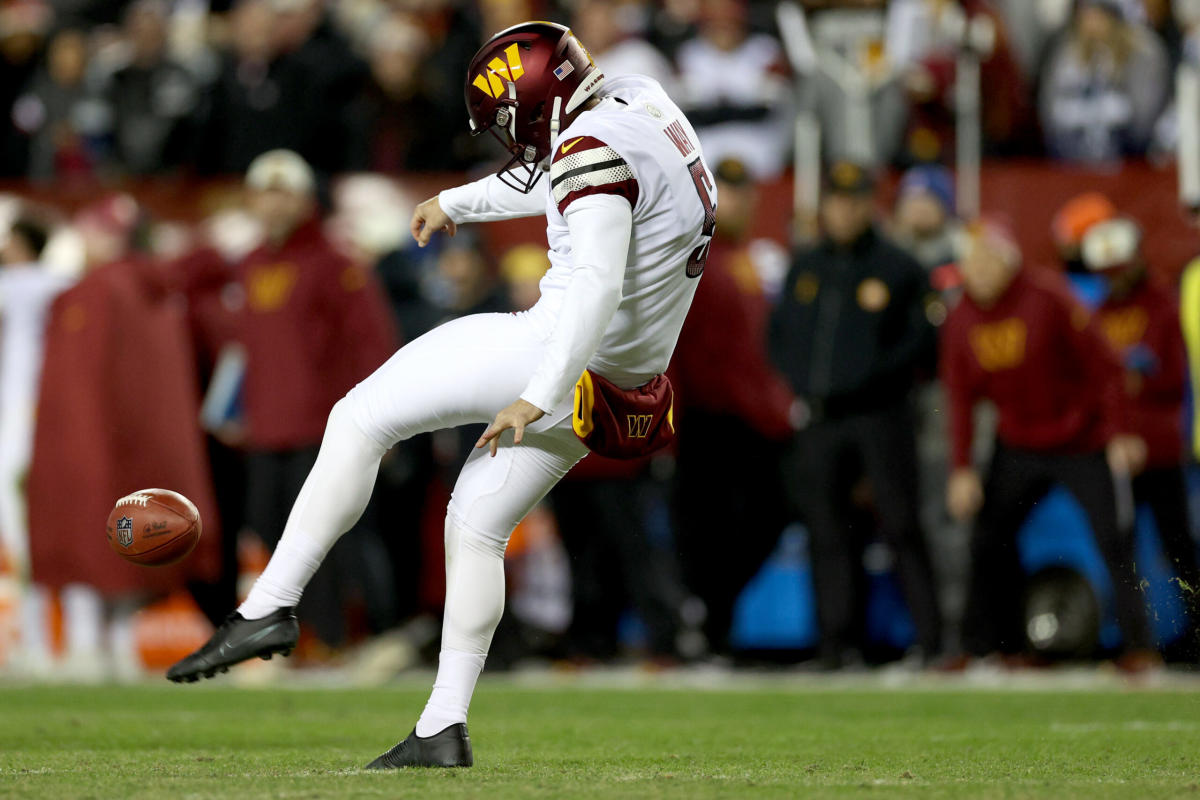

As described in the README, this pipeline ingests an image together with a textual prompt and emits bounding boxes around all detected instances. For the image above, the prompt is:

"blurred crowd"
[0,0,1198,181]
[0,0,1198,680]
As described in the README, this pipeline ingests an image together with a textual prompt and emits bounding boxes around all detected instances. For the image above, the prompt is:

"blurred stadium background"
[0,0,1198,694]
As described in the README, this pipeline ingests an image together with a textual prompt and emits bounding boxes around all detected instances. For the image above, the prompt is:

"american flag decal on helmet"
[553,60,574,80]
[550,136,639,214]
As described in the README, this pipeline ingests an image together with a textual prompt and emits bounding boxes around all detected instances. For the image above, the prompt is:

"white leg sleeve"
[417,425,585,736]
[238,398,386,619]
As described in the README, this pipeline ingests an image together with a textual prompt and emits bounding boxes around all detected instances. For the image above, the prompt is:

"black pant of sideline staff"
[1132,465,1200,656]
[963,445,1153,657]
[553,477,687,660]
[787,404,943,664]
[675,413,790,655]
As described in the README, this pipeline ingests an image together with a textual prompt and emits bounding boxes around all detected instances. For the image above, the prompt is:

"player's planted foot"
[166,608,299,683]
[365,724,474,769]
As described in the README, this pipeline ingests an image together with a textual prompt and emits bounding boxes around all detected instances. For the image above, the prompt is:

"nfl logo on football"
[116,516,134,548]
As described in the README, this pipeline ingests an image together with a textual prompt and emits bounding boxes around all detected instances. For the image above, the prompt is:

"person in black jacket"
[102,2,202,175]
[196,0,320,175]
[769,161,942,668]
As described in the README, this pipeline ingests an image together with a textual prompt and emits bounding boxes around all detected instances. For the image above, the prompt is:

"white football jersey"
[538,74,717,391]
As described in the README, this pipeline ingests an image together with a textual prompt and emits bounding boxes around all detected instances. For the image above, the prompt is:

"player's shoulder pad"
[549,131,639,216]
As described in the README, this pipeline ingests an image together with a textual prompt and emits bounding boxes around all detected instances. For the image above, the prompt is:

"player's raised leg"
[366,424,586,769]
[167,311,557,682]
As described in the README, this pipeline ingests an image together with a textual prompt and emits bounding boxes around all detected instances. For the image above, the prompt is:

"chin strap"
[549,96,563,144]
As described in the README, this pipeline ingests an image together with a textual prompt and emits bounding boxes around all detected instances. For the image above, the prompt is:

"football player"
[167,21,717,768]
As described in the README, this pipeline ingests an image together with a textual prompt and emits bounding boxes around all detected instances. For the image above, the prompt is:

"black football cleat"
[364,724,474,769]
[166,607,299,683]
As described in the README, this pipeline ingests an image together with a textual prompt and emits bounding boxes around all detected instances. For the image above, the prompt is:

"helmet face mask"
[465,22,605,194]
[481,96,546,193]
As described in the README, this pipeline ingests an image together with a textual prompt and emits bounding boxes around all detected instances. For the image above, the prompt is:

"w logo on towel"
[626,414,653,439]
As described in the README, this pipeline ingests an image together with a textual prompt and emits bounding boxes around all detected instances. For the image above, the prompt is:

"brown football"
[106,488,202,567]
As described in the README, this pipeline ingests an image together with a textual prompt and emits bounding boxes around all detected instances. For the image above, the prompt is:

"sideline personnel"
[770,161,942,667]
[941,221,1154,665]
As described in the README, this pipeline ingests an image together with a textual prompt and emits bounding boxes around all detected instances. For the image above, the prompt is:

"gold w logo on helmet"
[472,43,525,98]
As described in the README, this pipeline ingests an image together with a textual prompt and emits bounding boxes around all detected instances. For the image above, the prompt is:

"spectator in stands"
[0,1,50,176]
[345,17,462,173]
[941,221,1155,668]
[675,0,792,178]
[375,245,441,346]
[653,0,703,57]
[573,0,677,93]
[1084,218,1200,656]
[671,158,794,655]
[890,164,961,270]
[435,235,508,316]
[234,149,399,649]
[400,1,483,165]
[770,162,943,668]
[889,0,1034,159]
[100,1,201,175]
[1039,0,1169,162]
[273,0,366,174]
[12,27,107,179]
[198,0,318,174]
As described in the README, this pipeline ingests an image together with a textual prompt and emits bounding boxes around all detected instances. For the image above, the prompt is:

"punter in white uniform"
[170,21,715,767]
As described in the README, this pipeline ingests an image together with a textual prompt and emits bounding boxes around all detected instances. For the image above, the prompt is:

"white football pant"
[239,309,587,733]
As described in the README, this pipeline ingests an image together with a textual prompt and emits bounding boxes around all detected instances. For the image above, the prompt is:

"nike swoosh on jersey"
[560,137,585,154]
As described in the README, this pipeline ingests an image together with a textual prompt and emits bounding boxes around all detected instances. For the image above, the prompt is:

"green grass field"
[1,680,1199,799]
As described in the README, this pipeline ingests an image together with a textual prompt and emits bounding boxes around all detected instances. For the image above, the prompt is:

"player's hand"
[1106,433,1147,477]
[476,398,546,457]
[410,196,457,248]
[946,467,984,522]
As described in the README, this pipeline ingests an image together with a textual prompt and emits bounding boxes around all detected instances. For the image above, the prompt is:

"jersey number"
[686,158,716,279]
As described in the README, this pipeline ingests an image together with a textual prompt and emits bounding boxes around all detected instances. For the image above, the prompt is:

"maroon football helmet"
[465,22,605,193]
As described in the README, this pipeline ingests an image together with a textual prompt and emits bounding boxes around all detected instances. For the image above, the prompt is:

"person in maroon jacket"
[236,149,400,648]
[28,195,222,676]
[670,157,795,655]
[941,221,1154,664]
[1084,218,1200,654]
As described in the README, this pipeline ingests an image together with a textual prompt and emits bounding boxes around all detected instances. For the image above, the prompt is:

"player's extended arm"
[410,173,548,247]
[476,195,633,455]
